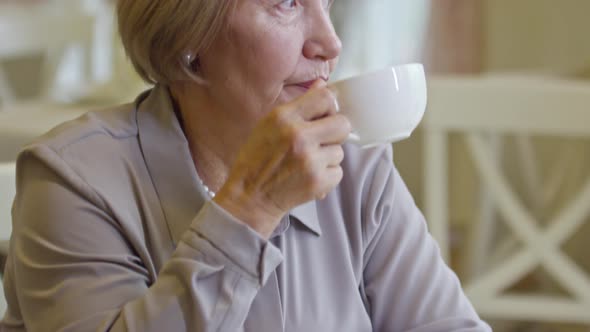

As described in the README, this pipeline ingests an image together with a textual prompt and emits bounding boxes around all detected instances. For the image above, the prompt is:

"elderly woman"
[1,1,490,331]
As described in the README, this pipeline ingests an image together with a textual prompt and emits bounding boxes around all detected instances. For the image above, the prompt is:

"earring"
[184,53,200,72]
[184,53,195,66]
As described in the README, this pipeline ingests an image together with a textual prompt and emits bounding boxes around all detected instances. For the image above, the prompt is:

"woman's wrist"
[213,185,283,240]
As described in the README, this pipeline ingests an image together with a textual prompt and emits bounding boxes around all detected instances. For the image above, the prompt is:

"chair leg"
[469,134,502,279]
[424,129,450,262]
[0,67,16,109]
[0,239,8,274]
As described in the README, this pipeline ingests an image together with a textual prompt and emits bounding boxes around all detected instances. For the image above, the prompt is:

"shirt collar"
[136,85,322,244]
[136,85,204,245]
[290,200,322,236]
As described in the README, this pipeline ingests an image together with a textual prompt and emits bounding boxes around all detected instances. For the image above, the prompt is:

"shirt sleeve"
[360,146,492,332]
[5,146,282,332]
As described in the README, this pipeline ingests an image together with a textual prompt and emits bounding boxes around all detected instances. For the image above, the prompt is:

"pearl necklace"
[201,181,216,198]
[195,170,216,198]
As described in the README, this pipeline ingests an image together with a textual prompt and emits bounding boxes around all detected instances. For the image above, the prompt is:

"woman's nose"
[303,8,342,61]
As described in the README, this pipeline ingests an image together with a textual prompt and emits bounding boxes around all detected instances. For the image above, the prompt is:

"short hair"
[116,0,235,85]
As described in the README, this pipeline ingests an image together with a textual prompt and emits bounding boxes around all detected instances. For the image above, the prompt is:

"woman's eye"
[277,0,297,9]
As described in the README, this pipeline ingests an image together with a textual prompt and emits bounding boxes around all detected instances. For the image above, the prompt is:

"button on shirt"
[1,86,491,331]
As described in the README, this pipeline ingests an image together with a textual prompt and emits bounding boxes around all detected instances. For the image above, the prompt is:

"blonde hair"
[116,0,235,85]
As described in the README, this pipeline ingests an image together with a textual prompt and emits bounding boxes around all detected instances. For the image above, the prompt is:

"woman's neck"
[186,127,230,195]
[169,85,250,194]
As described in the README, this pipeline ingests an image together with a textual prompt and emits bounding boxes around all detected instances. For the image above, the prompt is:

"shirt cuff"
[190,201,283,286]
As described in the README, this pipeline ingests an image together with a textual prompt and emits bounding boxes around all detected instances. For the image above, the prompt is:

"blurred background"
[1,0,589,331]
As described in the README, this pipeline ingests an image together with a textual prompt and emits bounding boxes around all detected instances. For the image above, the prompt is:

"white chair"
[0,2,95,107]
[0,162,16,315]
[423,74,590,324]
[0,162,15,256]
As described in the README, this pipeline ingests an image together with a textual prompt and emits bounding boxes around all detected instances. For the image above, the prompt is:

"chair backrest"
[424,75,590,136]
[422,74,590,325]
[0,162,16,244]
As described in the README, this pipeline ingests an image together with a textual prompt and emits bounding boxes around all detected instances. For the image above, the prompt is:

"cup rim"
[330,63,424,84]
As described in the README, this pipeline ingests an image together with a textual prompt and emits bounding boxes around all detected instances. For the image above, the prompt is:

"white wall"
[331,0,431,80]
[484,0,590,74]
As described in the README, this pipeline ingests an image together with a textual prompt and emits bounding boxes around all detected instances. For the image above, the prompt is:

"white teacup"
[329,63,427,148]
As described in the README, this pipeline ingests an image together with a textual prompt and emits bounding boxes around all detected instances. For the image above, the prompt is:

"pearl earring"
[184,53,195,66]
[184,53,200,72]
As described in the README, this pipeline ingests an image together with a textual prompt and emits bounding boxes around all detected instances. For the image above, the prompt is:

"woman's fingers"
[320,144,345,168]
[308,113,351,145]
[216,82,349,237]
[289,85,339,121]
[296,144,343,200]
[316,145,344,198]
[315,165,343,200]
[281,82,350,145]
[277,88,347,199]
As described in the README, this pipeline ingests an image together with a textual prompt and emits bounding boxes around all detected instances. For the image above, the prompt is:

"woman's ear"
[180,52,207,85]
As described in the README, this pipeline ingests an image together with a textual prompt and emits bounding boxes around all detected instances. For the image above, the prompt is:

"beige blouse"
[1,86,490,331]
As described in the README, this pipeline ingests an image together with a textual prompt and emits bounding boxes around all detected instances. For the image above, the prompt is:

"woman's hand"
[214,80,350,239]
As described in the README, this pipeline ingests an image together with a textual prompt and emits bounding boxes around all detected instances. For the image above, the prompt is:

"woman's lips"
[293,78,327,90]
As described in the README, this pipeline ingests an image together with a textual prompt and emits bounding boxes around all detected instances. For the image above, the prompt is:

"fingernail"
[328,87,340,112]
[348,132,361,141]
[311,79,326,89]
[328,86,339,99]
[333,97,340,113]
